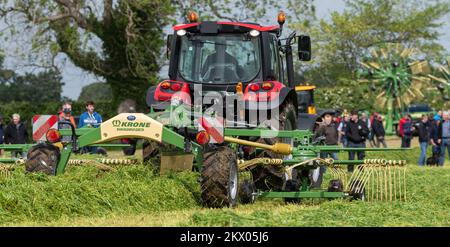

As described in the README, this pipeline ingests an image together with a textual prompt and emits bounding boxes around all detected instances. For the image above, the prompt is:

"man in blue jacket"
[78,101,102,154]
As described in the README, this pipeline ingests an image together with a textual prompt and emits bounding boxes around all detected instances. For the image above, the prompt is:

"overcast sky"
[6,0,450,100]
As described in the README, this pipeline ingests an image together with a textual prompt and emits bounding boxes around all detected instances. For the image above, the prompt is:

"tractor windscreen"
[178,34,261,84]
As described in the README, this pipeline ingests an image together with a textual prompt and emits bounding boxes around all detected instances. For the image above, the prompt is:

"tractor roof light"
[249,29,260,37]
[277,11,286,26]
[46,128,61,143]
[188,11,198,23]
[176,29,187,36]
[196,131,210,146]
[161,81,171,89]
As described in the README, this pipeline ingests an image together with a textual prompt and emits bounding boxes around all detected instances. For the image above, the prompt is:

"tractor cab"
[147,11,311,129]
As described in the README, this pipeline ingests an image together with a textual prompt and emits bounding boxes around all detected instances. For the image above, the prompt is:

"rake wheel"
[200,146,238,208]
[25,143,60,175]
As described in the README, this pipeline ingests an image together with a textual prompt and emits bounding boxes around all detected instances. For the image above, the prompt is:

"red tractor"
[141,11,312,193]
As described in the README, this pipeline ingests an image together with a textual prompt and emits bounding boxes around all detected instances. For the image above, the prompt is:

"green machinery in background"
[358,43,449,135]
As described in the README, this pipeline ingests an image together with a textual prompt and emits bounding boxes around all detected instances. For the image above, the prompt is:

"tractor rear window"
[178,34,261,84]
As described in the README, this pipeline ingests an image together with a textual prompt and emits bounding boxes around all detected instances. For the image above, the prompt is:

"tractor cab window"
[268,34,281,81]
[178,34,261,84]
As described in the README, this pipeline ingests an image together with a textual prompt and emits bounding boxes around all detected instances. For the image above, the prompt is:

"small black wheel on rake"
[284,179,302,204]
[239,179,256,204]
[349,180,366,201]
[25,143,61,175]
[327,179,344,192]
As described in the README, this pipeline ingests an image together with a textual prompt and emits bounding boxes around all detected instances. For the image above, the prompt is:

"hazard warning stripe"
[200,117,224,143]
[33,115,58,141]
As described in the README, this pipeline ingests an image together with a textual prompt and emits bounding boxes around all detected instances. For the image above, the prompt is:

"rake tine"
[393,165,397,200]
[403,166,407,202]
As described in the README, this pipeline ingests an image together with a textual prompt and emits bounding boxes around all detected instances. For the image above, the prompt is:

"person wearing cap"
[0,114,4,156]
[312,111,339,188]
[437,111,450,166]
[345,110,370,172]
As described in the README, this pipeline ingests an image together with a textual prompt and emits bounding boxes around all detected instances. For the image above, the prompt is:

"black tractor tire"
[349,179,366,201]
[239,179,256,204]
[251,101,297,191]
[200,146,239,208]
[25,143,60,175]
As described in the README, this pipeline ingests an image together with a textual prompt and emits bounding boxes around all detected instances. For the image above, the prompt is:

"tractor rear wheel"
[200,146,239,208]
[25,143,60,175]
[251,100,297,191]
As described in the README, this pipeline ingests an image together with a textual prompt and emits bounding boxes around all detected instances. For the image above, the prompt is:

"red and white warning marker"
[199,116,224,144]
[32,115,58,142]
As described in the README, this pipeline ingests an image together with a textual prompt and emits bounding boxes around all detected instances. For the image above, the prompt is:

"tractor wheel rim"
[229,162,238,200]
[312,167,320,183]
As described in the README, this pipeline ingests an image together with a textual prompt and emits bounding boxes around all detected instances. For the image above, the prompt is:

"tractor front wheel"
[200,146,239,208]
[25,143,60,175]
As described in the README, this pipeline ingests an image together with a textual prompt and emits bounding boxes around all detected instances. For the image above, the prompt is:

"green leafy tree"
[0,0,315,108]
[0,70,63,103]
[78,82,113,102]
[296,0,450,87]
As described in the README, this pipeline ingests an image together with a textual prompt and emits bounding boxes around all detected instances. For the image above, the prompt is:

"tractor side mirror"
[166,34,174,59]
[298,35,311,61]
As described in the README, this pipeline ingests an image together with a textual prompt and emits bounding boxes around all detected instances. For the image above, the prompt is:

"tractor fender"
[244,87,298,111]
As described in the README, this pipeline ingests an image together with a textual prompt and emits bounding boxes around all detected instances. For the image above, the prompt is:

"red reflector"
[249,84,260,92]
[261,82,273,90]
[46,129,61,143]
[161,82,171,89]
[196,131,210,146]
[170,83,181,91]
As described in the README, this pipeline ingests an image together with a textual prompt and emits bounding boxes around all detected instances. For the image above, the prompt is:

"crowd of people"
[314,109,449,168]
[0,101,103,157]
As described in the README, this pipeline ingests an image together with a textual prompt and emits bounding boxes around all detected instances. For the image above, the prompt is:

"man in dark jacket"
[437,111,450,166]
[372,114,387,148]
[416,115,430,166]
[4,113,28,158]
[312,112,339,188]
[345,110,370,172]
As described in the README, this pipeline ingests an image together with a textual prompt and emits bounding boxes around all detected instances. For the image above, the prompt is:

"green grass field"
[0,148,449,226]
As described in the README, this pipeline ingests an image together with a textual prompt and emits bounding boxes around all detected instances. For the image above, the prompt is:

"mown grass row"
[0,164,201,225]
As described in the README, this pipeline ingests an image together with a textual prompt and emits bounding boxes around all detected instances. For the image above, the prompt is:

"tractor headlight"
[177,29,187,36]
[249,29,260,37]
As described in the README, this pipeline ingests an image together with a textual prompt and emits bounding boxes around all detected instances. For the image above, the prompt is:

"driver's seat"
[201,51,240,81]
